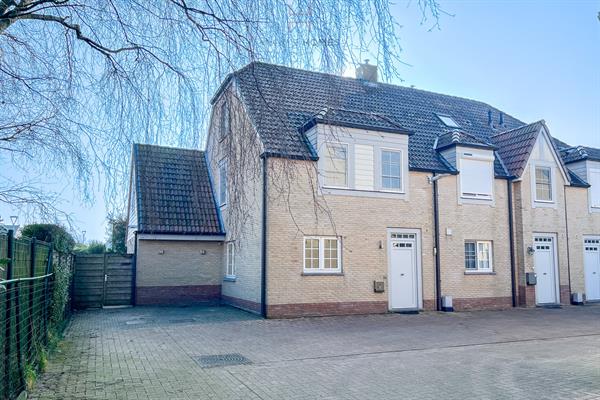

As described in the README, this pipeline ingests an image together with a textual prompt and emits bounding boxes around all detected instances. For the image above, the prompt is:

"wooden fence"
[73,254,134,309]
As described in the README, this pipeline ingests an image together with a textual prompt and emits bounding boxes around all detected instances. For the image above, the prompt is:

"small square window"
[303,237,341,273]
[465,241,493,272]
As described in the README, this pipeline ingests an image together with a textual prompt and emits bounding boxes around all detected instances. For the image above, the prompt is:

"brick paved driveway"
[31,305,600,399]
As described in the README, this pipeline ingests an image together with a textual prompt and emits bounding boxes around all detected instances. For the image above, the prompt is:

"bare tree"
[0,0,443,223]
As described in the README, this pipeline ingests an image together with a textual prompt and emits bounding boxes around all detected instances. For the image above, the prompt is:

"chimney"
[488,110,493,127]
[356,59,378,82]
[499,112,504,127]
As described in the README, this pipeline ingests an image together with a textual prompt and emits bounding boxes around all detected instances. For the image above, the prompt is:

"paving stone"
[29,305,600,399]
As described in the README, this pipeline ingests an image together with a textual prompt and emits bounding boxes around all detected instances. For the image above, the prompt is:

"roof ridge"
[492,120,545,138]
[239,61,525,123]
[135,143,204,154]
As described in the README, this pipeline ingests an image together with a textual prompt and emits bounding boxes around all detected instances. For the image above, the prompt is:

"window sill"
[464,271,496,276]
[301,272,344,276]
[223,276,237,282]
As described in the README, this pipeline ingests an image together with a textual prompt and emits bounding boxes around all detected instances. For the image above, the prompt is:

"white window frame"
[589,167,600,210]
[533,165,554,203]
[458,153,494,201]
[322,142,349,189]
[218,160,227,207]
[436,114,461,128]
[302,236,342,274]
[464,240,493,272]
[380,148,404,193]
[225,241,235,278]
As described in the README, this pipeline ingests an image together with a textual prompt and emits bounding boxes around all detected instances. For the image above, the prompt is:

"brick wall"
[565,186,600,297]
[513,159,570,306]
[136,239,222,304]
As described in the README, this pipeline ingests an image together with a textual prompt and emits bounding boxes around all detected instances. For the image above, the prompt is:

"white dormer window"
[534,166,553,202]
[589,168,600,209]
[323,143,348,188]
[459,153,494,201]
[436,114,460,128]
[381,149,402,192]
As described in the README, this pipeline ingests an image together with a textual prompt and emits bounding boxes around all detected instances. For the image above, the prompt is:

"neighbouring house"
[126,61,600,317]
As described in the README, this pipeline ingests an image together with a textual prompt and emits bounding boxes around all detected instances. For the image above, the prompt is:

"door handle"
[400,273,405,276]
[543,273,547,275]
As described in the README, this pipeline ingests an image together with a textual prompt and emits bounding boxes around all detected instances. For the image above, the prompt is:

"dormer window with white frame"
[589,167,600,209]
[459,152,494,201]
[534,165,553,202]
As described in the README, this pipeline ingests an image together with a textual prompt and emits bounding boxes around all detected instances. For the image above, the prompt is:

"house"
[126,61,600,317]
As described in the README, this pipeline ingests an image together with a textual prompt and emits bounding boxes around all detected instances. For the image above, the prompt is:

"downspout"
[563,185,572,302]
[260,155,268,317]
[507,180,517,307]
[432,174,442,311]
[132,231,138,306]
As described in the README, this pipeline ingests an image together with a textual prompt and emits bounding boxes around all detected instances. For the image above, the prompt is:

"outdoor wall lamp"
[527,246,536,255]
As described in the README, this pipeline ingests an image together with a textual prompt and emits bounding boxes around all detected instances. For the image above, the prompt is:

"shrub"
[20,224,75,253]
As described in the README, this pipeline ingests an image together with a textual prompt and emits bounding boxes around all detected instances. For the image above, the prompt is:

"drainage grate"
[193,353,252,368]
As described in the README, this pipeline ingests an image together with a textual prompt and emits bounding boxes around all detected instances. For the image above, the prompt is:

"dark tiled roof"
[300,107,411,135]
[231,62,525,173]
[567,169,590,188]
[492,121,544,178]
[133,144,224,235]
[436,130,494,151]
[559,145,600,164]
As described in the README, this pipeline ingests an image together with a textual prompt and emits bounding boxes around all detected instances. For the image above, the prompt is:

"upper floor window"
[323,143,348,188]
[381,150,402,191]
[219,101,230,140]
[465,240,493,272]
[219,160,227,206]
[460,156,493,200]
[590,168,600,209]
[534,166,553,202]
[226,242,235,277]
[303,236,341,274]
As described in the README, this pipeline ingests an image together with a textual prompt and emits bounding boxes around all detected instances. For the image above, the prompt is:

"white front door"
[584,237,600,301]
[534,235,559,305]
[388,231,419,310]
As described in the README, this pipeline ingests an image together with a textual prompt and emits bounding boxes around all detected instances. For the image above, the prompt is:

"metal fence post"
[28,238,36,359]
[42,247,53,345]
[3,230,14,398]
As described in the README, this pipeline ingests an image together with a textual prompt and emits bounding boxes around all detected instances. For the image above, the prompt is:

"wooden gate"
[73,254,134,308]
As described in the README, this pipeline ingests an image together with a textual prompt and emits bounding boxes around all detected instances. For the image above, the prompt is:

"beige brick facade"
[437,175,513,308]
[135,239,222,305]
[565,186,600,296]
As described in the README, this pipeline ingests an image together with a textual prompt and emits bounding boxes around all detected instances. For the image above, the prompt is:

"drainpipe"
[507,180,517,307]
[132,231,138,306]
[260,155,268,317]
[563,185,572,301]
[431,173,442,311]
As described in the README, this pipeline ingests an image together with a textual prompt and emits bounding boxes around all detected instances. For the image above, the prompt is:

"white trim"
[386,228,423,311]
[533,232,560,305]
[588,165,600,212]
[302,236,342,274]
[138,234,225,241]
[218,159,228,207]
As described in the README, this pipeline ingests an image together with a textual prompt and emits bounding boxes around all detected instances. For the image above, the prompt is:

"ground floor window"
[464,240,493,271]
[226,242,235,277]
[303,236,341,273]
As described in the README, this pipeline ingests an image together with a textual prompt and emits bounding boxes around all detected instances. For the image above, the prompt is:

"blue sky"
[1,0,599,242]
